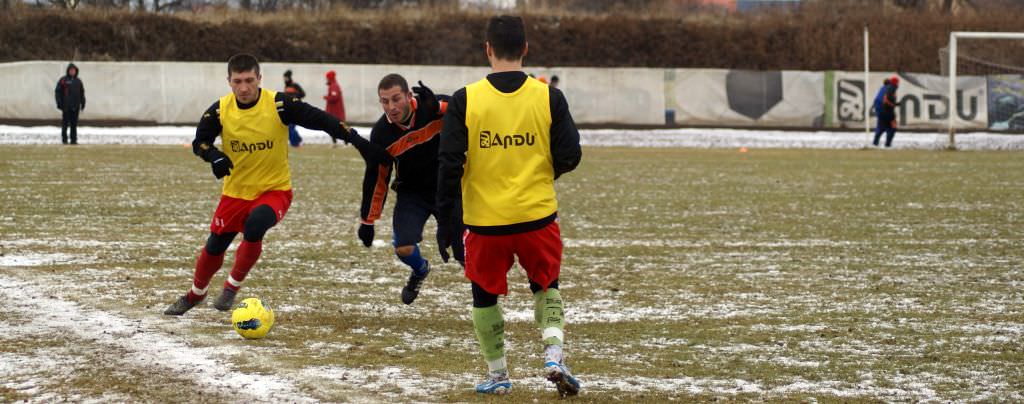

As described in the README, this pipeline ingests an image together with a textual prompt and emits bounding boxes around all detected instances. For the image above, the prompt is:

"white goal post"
[947,31,1024,149]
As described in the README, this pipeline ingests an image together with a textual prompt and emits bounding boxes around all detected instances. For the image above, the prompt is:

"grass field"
[1,145,1022,402]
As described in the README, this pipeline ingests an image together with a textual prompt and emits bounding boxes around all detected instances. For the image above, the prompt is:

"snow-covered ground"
[0,275,318,403]
[2,130,1021,402]
[2,124,1022,150]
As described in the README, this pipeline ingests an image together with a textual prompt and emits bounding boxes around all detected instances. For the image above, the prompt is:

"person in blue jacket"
[873,76,900,148]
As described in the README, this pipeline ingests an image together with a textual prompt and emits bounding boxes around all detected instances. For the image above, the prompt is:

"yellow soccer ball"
[231,297,275,339]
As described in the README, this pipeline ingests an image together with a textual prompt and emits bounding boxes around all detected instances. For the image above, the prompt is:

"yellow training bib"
[218,88,291,200]
[463,77,556,226]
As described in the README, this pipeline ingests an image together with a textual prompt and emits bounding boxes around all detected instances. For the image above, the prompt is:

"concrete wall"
[3,61,664,126]
[3,61,1002,129]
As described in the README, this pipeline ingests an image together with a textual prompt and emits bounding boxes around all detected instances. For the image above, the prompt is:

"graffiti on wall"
[988,75,1024,130]
[834,73,987,129]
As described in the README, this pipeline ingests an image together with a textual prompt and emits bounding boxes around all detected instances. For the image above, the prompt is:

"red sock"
[224,240,262,292]
[186,248,225,303]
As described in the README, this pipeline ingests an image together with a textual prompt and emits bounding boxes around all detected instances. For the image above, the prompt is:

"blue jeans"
[391,191,463,254]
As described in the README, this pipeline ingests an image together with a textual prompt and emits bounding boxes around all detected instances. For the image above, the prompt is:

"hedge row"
[2,7,1023,73]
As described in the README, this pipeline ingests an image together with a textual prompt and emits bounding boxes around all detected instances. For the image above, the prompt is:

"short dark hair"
[227,54,260,76]
[378,73,409,93]
[486,15,526,61]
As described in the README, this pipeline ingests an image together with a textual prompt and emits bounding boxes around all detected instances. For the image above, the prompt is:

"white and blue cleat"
[475,372,512,395]
[544,361,581,397]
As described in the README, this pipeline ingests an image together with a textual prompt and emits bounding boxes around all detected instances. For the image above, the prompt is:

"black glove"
[332,122,354,144]
[412,81,439,114]
[207,149,233,179]
[358,223,374,247]
[436,220,462,264]
[453,240,465,265]
[436,226,451,263]
[345,127,393,164]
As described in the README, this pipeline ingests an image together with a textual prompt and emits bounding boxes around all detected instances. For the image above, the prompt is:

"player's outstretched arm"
[356,147,393,247]
[276,93,391,163]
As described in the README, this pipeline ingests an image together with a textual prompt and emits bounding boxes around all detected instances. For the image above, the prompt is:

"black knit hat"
[284,69,293,78]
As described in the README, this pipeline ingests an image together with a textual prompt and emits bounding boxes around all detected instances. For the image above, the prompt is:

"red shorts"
[464,220,563,296]
[210,190,293,234]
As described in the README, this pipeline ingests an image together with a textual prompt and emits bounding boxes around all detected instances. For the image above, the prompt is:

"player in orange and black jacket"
[355,73,463,305]
[164,54,390,316]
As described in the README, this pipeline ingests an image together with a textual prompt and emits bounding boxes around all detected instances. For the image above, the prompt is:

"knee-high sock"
[534,288,564,346]
[473,304,507,373]
[187,248,225,303]
[224,240,262,292]
[397,244,428,276]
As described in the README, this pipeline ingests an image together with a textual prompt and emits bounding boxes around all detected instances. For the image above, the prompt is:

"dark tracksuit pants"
[61,108,80,144]
[873,113,896,148]
[288,124,302,147]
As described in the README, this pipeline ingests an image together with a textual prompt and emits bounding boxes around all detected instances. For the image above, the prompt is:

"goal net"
[940,32,1024,148]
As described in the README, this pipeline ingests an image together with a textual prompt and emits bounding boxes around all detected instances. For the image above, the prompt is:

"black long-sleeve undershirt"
[192,90,371,162]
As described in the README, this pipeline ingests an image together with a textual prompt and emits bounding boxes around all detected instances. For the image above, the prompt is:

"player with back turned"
[435,15,583,397]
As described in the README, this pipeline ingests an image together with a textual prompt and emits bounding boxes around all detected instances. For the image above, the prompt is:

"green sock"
[534,288,564,346]
[473,304,507,372]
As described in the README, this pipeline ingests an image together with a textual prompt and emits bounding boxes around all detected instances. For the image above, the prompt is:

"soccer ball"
[231,297,275,339]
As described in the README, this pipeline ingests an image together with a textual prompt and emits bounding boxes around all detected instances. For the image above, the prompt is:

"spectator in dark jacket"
[284,69,306,147]
[54,63,85,145]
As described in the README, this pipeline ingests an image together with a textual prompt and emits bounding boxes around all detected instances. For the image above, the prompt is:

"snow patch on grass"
[0,275,316,402]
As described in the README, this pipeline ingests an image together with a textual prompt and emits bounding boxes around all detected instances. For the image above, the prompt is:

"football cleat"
[213,288,237,311]
[544,361,580,397]
[164,295,202,316]
[401,262,430,305]
[475,371,512,395]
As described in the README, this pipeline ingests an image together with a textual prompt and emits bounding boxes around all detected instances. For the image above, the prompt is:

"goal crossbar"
[947,31,1024,148]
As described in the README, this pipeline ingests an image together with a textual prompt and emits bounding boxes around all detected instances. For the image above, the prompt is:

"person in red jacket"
[324,70,346,146]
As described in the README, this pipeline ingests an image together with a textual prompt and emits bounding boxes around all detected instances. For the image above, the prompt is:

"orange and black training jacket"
[358,95,449,225]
